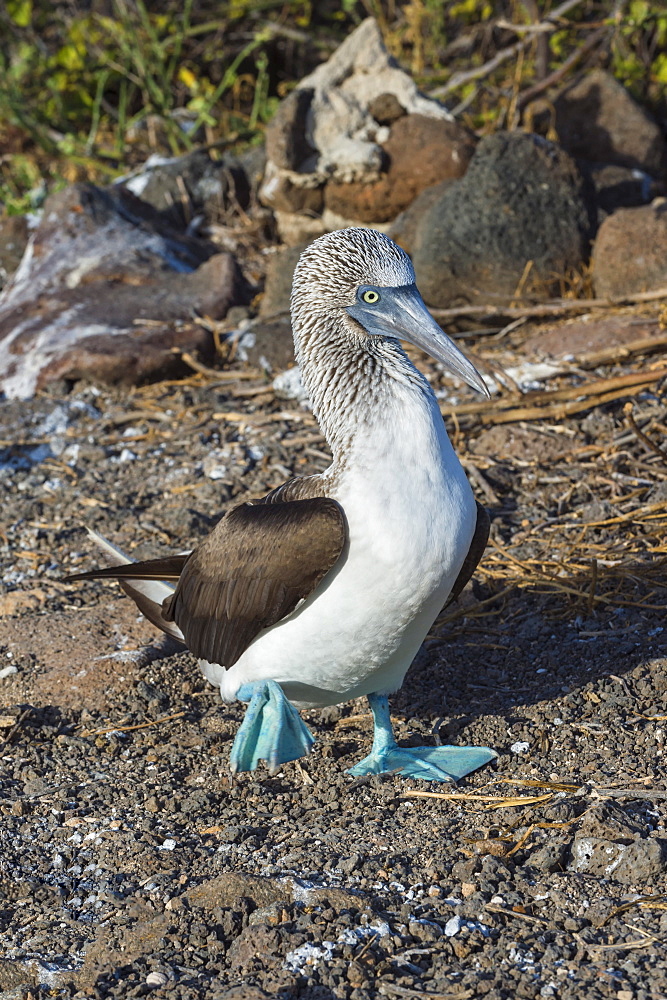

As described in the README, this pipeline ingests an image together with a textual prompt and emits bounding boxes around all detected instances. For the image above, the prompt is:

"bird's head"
[292,228,488,397]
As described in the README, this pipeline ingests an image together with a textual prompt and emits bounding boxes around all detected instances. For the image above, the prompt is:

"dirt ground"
[1,309,666,1000]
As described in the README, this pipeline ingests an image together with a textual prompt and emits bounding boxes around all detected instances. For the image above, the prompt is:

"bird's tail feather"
[118,581,185,644]
[70,528,186,644]
[84,527,134,567]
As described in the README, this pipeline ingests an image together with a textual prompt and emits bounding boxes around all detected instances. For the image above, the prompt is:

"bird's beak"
[346,284,489,398]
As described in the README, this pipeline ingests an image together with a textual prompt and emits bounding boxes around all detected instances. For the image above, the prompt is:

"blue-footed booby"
[69,228,496,782]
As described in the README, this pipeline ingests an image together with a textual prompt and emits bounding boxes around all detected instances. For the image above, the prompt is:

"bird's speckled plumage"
[292,229,428,456]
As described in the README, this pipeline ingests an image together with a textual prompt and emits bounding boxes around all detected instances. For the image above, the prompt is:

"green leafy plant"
[0,0,290,208]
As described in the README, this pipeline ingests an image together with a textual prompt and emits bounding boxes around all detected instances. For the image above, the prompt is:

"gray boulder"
[0,183,249,399]
[119,148,254,230]
[581,161,662,225]
[554,69,667,178]
[592,200,667,298]
[411,131,593,307]
[260,17,456,242]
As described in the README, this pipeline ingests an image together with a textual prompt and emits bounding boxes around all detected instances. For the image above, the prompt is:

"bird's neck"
[295,321,433,461]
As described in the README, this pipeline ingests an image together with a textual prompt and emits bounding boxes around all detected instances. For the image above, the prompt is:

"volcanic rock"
[554,69,667,177]
[592,200,667,298]
[120,148,251,229]
[323,115,476,223]
[582,161,662,223]
[260,17,454,238]
[0,183,249,399]
[411,131,593,307]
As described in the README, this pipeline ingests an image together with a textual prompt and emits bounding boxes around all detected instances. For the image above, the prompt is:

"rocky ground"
[1,312,666,1000]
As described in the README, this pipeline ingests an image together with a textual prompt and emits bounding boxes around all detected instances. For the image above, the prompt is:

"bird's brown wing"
[446,501,490,606]
[162,496,347,668]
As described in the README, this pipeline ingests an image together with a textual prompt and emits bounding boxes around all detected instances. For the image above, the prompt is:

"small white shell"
[146,971,169,987]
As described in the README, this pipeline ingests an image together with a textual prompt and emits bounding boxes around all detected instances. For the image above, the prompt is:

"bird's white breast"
[207,382,476,708]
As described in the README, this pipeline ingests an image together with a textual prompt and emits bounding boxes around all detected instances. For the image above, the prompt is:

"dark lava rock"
[388,178,457,256]
[323,115,476,223]
[265,88,317,173]
[576,802,645,841]
[527,841,570,873]
[187,873,291,911]
[368,92,407,125]
[583,161,662,222]
[411,131,593,307]
[185,872,363,915]
[554,69,667,177]
[121,149,251,228]
[0,960,35,990]
[0,183,249,399]
[569,836,667,884]
[592,201,667,298]
[226,924,284,972]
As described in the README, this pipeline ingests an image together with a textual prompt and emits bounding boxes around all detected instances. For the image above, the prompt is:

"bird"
[69,227,496,782]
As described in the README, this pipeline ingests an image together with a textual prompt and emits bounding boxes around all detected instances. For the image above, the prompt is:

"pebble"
[145,971,169,987]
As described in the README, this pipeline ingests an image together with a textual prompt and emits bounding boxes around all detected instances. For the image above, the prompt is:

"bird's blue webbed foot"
[230,679,315,773]
[347,694,497,782]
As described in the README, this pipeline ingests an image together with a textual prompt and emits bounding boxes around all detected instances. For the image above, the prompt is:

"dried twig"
[80,712,186,737]
[441,368,667,427]
[173,350,225,379]
[430,0,586,99]
[460,459,501,505]
[517,25,609,110]
[601,895,667,926]
[406,778,667,809]
[485,904,551,926]
[430,286,667,320]
[403,791,555,809]
[591,788,667,801]
[578,932,659,954]
[574,331,667,369]
[430,38,527,99]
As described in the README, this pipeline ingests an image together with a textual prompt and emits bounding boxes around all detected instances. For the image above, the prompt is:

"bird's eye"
[360,288,380,305]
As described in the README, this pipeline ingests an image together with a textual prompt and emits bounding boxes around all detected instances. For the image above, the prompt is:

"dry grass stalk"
[484,903,550,925]
[440,368,667,425]
[403,790,555,809]
[79,711,186,737]
[431,285,667,320]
